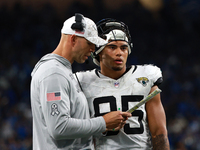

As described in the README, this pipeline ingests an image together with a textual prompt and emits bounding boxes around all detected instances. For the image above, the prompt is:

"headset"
[71,13,84,31]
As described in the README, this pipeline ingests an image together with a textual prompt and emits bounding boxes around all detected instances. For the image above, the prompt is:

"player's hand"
[103,111,131,130]
[107,119,126,131]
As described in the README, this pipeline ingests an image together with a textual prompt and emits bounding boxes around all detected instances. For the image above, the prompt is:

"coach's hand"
[103,111,131,131]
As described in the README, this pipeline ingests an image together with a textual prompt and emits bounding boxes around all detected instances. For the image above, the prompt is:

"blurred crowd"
[0,0,200,149]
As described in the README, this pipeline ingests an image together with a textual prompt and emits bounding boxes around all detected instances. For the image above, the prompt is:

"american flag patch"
[47,92,61,101]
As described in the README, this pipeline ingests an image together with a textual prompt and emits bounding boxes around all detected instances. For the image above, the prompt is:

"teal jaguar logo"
[136,77,149,87]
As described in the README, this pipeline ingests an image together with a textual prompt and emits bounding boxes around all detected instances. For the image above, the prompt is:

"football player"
[75,18,170,150]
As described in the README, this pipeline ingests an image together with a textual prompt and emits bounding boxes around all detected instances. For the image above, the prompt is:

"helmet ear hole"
[101,35,107,40]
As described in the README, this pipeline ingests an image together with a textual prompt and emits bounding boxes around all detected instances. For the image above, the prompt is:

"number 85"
[93,95,144,136]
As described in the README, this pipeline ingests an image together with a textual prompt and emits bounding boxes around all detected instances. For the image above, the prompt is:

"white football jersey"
[76,65,163,150]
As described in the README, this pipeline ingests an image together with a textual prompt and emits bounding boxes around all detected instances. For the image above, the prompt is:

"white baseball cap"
[61,14,107,47]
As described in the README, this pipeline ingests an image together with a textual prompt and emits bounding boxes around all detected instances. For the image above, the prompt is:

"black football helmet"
[92,18,133,66]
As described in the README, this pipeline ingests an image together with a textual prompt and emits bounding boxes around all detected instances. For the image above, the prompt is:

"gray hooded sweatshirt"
[30,53,106,150]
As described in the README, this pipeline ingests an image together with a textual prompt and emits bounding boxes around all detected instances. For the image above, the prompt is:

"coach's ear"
[70,34,77,46]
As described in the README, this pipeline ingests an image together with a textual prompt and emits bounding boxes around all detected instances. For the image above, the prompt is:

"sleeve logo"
[136,77,149,87]
[51,103,60,116]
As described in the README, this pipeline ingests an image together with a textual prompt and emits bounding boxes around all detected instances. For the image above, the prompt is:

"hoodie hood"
[31,53,71,77]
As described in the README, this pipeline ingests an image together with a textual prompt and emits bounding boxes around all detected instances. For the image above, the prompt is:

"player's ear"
[99,52,104,61]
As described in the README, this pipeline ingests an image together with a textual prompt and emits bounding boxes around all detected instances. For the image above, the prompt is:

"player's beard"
[112,66,123,71]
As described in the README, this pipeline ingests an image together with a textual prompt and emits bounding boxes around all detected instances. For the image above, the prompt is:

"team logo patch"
[114,82,119,88]
[51,103,60,116]
[136,77,149,87]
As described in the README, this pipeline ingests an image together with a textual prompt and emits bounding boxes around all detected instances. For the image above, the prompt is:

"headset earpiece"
[71,13,84,31]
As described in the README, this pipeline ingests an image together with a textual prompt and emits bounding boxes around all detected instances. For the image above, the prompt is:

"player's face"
[99,41,129,71]
[73,36,95,63]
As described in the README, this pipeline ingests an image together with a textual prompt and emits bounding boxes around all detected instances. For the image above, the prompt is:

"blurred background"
[0,0,200,149]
